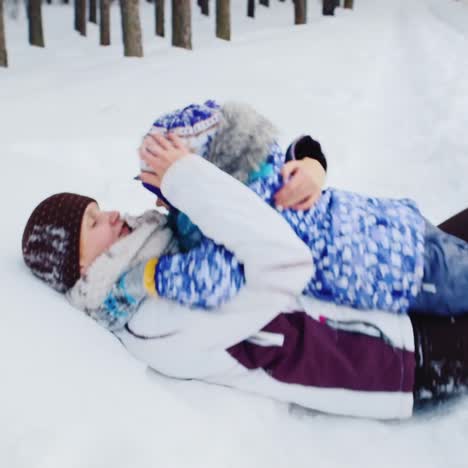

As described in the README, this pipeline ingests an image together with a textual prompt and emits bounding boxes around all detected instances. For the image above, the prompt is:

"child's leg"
[438,208,468,242]
[411,314,468,405]
[410,221,468,316]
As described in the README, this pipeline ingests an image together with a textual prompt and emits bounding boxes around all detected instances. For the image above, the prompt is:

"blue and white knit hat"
[141,100,222,172]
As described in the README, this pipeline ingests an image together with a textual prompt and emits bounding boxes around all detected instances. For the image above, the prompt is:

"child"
[136,101,468,319]
[21,139,468,419]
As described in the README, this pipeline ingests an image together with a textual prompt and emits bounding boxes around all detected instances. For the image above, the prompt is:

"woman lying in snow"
[22,133,468,419]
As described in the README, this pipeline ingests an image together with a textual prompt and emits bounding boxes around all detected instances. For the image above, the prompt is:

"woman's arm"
[274,158,326,210]
[143,134,313,302]
[274,135,327,211]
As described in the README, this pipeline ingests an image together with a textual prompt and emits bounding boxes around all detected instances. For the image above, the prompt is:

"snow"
[1,0,468,466]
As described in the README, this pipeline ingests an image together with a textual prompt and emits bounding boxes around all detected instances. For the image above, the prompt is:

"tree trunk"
[344,0,353,8]
[120,0,143,56]
[100,0,110,45]
[28,0,45,46]
[294,0,306,24]
[0,0,7,67]
[322,0,335,15]
[172,0,191,50]
[200,0,209,15]
[155,0,164,36]
[74,0,86,35]
[259,0,269,6]
[216,0,229,40]
[247,0,254,18]
[89,0,97,24]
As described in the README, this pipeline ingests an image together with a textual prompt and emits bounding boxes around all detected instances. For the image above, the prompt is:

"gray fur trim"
[207,102,278,183]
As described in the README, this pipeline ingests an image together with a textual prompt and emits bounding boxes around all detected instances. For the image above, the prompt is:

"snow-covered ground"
[1,0,468,467]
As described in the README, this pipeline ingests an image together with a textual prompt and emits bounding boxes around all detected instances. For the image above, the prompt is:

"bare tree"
[89,0,97,24]
[216,0,230,40]
[322,0,335,15]
[0,0,7,67]
[120,0,143,56]
[28,0,45,46]
[294,0,306,24]
[199,0,209,16]
[155,0,164,36]
[75,0,86,35]
[247,0,254,18]
[344,0,353,8]
[100,0,110,45]
[172,0,191,50]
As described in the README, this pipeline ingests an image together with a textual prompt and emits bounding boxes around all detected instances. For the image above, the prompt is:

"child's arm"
[154,238,245,308]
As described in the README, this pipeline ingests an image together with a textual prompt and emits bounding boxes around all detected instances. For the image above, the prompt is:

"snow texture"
[1,0,468,467]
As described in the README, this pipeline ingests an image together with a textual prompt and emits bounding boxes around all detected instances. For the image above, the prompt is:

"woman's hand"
[139,133,190,187]
[274,158,326,211]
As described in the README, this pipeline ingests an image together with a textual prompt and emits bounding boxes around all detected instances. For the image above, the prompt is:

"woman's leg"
[437,208,468,242]
[410,314,468,405]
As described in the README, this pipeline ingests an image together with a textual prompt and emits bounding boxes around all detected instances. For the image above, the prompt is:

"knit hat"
[141,100,278,251]
[22,192,96,293]
[139,100,223,209]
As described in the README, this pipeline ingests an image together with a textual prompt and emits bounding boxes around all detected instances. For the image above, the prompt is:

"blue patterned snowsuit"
[154,117,426,313]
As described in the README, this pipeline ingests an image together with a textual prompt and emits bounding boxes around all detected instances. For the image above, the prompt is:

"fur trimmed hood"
[67,210,176,312]
[207,102,278,183]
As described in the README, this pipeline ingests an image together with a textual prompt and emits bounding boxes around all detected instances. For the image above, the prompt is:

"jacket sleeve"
[285,135,328,171]
[160,155,313,304]
[153,143,287,309]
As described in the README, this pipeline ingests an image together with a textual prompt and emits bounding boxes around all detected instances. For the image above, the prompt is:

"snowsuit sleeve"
[155,238,245,309]
[154,142,285,309]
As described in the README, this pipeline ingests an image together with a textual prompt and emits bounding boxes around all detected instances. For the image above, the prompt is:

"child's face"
[79,202,131,274]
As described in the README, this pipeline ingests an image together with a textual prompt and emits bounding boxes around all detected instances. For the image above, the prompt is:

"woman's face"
[79,202,131,274]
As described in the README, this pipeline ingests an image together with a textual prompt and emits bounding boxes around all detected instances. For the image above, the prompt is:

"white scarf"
[67,210,176,313]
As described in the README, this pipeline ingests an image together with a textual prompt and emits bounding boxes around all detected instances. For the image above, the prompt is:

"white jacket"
[115,156,415,420]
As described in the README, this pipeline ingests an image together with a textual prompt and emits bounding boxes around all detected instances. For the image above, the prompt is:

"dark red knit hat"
[22,193,96,293]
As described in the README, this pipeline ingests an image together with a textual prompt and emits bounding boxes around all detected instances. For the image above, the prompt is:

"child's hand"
[274,158,326,211]
[139,133,190,187]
